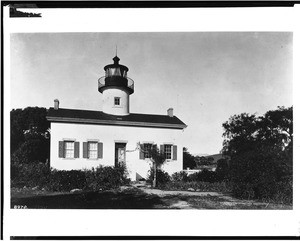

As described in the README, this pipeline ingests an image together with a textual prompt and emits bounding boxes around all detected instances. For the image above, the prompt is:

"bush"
[171,171,189,182]
[11,163,130,192]
[188,169,218,183]
[12,138,49,165]
[47,170,87,192]
[229,147,293,204]
[11,163,51,188]
[147,168,171,188]
[85,165,130,191]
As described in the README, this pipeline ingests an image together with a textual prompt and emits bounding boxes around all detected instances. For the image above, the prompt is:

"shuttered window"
[83,141,103,159]
[161,144,178,160]
[58,141,79,158]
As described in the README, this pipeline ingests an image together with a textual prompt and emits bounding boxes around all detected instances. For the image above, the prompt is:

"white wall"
[50,122,185,180]
[102,88,130,115]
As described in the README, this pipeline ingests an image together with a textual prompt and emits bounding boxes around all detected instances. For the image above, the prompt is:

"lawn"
[11,186,292,209]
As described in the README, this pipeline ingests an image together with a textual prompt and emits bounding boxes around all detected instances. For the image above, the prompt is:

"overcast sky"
[10,32,293,155]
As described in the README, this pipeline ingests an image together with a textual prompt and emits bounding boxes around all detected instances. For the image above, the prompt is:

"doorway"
[115,142,126,167]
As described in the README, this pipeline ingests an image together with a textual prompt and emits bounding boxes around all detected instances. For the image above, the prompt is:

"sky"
[10,32,293,155]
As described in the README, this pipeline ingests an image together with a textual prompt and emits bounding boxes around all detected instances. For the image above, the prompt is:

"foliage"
[11,138,50,165]
[11,107,50,163]
[85,165,130,191]
[183,147,196,169]
[10,107,50,153]
[147,168,171,188]
[222,106,293,203]
[171,171,189,182]
[139,143,167,187]
[188,169,218,183]
[47,170,87,192]
[11,164,130,192]
[222,106,293,158]
[215,158,230,181]
[11,163,51,188]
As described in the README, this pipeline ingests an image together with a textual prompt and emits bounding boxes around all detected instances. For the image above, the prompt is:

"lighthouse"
[47,52,186,181]
[98,56,134,116]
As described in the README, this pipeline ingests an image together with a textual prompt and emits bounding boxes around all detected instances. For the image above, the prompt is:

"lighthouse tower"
[98,56,134,116]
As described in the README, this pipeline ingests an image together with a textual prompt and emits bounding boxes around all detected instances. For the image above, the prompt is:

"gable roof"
[47,108,187,129]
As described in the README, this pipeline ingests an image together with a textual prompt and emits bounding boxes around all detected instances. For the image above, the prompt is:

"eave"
[46,116,187,130]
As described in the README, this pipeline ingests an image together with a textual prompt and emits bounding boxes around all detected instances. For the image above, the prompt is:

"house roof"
[47,107,187,129]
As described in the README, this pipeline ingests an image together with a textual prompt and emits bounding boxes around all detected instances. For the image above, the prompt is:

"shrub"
[215,158,230,181]
[11,163,51,188]
[229,147,293,204]
[11,163,130,192]
[188,169,218,183]
[147,168,171,188]
[11,138,49,165]
[47,169,87,192]
[85,165,130,191]
[171,171,189,182]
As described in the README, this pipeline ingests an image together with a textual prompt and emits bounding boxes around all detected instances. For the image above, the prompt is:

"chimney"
[167,108,173,117]
[54,99,59,110]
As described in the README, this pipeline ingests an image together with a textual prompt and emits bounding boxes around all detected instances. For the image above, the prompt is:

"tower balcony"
[98,76,134,94]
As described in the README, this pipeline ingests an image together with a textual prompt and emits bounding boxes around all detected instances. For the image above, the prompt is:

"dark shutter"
[98,142,103,159]
[59,141,64,158]
[139,144,144,159]
[173,145,177,160]
[83,142,88,158]
[74,142,80,158]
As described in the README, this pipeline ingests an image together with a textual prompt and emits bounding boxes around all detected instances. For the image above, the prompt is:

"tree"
[183,147,196,169]
[11,107,50,164]
[222,106,293,158]
[221,106,293,201]
[139,143,167,188]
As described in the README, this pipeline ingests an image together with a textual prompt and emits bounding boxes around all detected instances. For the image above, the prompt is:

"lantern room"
[98,56,134,95]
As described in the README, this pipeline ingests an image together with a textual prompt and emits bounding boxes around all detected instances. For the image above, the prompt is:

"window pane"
[89,142,98,159]
[164,145,172,159]
[114,97,120,105]
[64,141,74,158]
[144,144,152,158]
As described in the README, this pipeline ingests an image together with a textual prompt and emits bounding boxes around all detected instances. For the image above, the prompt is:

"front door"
[115,143,126,167]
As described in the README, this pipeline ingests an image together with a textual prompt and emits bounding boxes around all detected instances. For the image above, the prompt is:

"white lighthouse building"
[47,55,187,180]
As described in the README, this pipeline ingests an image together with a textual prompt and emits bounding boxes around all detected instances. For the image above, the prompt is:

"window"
[144,143,153,158]
[114,97,120,106]
[83,141,103,159]
[59,141,79,158]
[64,141,74,158]
[88,142,98,159]
[164,144,172,159]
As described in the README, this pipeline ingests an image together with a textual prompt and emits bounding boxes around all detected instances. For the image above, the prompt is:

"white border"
[3,6,300,239]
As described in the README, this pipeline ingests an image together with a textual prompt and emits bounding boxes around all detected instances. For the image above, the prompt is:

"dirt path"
[136,186,292,209]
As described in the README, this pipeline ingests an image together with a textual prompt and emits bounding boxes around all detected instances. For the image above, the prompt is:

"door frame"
[114,141,127,167]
